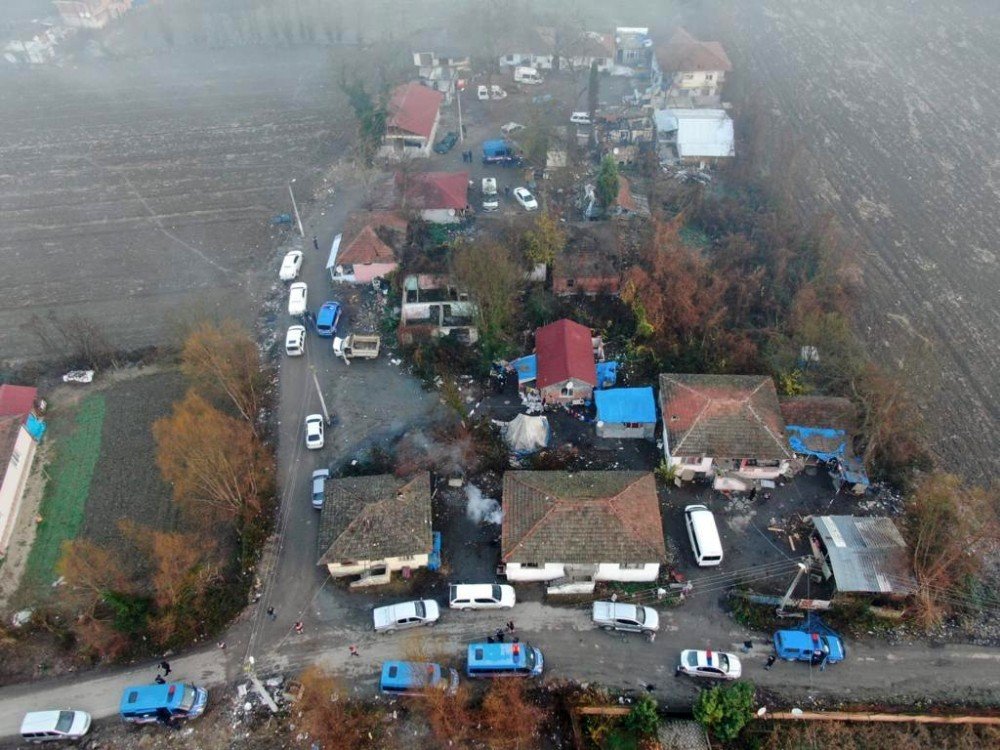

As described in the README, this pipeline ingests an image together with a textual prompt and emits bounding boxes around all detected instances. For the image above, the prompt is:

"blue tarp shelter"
[596,361,618,389]
[509,355,537,385]
[594,387,657,439]
[785,425,847,464]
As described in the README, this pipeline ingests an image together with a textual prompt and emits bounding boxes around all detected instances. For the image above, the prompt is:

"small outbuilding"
[811,515,916,596]
[595,387,657,439]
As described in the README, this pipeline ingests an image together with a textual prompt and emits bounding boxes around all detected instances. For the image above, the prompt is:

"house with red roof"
[380,82,445,159]
[502,471,667,594]
[656,27,732,106]
[396,171,470,224]
[327,211,407,284]
[658,374,793,489]
[534,319,602,406]
[0,385,42,557]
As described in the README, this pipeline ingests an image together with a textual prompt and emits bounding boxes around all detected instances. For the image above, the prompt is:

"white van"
[20,711,92,743]
[449,583,516,610]
[482,177,499,212]
[513,66,543,85]
[684,504,723,567]
[569,112,591,125]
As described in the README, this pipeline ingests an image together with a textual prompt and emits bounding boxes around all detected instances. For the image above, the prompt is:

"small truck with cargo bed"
[333,334,381,363]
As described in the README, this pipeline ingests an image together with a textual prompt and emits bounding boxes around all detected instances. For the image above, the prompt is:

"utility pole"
[310,366,331,425]
[288,179,304,238]
[777,562,810,616]
[456,85,464,143]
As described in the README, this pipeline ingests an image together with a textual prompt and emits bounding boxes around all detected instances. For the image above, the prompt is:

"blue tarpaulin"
[25,413,46,441]
[594,387,657,424]
[509,355,537,384]
[596,361,618,389]
[786,425,846,463]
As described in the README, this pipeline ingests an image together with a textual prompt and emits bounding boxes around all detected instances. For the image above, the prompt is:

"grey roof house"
[317,473,432,587]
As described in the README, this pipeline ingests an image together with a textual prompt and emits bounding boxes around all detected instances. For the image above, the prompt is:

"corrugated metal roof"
[814,515,915,595]
[657,108,734,159]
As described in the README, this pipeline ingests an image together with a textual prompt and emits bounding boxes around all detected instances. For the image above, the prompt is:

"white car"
[477,85,489,100]
[20,710,92,743]
[570,111,591,125]
[501,122,525,135]
[481,177,499,212]
[490,85,507,100]
[373,600,441,633]
[278,250,303,281]
[285,325,306,356]
[448,583,516,610]
[311,468,329,509]
[288,282,307,316]
[304,414,324,450]
[676,650,742,681]
[513,187,538,211]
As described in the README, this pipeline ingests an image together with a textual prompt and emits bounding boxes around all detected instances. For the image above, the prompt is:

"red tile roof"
[339,211,407,265]
[657,27,732,73]
[502,472,666,564]
[0,385,37,419]
[658,374,792,460]
[397,171,469,211]
[386,82,444,139]
[535,319,597,389]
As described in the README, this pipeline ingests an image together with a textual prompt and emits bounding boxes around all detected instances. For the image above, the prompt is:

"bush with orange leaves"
[295,666,384,750]
[480,679,547,750]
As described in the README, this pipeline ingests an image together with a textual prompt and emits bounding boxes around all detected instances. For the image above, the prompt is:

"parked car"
[513,187,538,211]
[304,414,324,450]
[592,601,659,637]
[773,629,845,665]
[288,282,307,317]
[379,661,459,696]
[315,301,343,337]
[285,325,306,356]
[119,683,208,725]
[373,600,441,633]
[20,711,91,743]
[433,131,459,154]
[311,468,329,509]
[676,650,742,681]
[477,85,489,100]
[334,334,381,361]
[278,250,303,281]
[501,122,525,135]
[481,177,499,212]
[449,583,515,610]
[490,85,507,100]
[685,504,723,567]
[569,111,591,125]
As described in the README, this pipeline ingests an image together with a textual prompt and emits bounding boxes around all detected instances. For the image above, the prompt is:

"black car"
[433,131,459,154]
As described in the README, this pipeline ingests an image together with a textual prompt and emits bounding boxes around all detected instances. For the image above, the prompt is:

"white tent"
[501,414,550,455]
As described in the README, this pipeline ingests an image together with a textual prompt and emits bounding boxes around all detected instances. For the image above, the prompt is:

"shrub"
[693,681,756,742]
[624,695,660,737]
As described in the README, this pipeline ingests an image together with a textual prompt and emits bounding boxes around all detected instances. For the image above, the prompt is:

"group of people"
[486,621,517,644]
[152,659,172,685]
[460,149,475,163]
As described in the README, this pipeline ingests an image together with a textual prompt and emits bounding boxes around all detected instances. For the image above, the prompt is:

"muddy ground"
[702,0,1000,484]
[0,45,350,365]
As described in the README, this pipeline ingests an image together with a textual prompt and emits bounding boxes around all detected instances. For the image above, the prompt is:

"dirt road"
[0,47,349,364]
[709,0,1000,482]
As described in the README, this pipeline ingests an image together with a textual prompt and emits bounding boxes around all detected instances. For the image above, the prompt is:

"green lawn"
[21,394,106,594]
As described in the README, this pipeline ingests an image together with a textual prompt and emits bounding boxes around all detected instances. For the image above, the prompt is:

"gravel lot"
[0,46,350,364]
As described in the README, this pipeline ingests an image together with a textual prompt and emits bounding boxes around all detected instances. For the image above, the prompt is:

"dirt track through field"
[0,47,350,363]
[711,0,1000,483]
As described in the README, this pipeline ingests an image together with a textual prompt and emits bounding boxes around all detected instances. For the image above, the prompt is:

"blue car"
[315,301,343,337]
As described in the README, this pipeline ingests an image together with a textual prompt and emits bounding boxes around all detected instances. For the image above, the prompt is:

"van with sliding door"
[684,504,723,567]
[119,683,208,725]
[466,641,543,678]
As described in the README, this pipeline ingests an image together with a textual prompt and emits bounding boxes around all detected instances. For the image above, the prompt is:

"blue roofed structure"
[596,360,618,389]
[509,354,537,385]
[595,387,657,440]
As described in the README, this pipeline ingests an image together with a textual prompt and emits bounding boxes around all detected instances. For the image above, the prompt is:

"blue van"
[773,629,845,665]
[315,301,343,337]
[379,661,459,696]
[119,683,209,724]
[466,641,544,678]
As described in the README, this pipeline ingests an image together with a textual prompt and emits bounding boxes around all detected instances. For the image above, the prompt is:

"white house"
[655,108,735,166]
[501,471,667,595]
[379,82,445,160]
[52,0,131,29]
[656,27,732,106]
[0,385,41,557]
[317,473,432,588]
[658,374,793,490]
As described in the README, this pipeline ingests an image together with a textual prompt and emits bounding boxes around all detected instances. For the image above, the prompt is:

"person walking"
[506,620,515,633]
[159,660,171,676]
[294,621,304,635]
[154,674,166,685]
[312,235,319,251]
[764,654,776,670]
[349,644,360,657]
[266,606,276,621]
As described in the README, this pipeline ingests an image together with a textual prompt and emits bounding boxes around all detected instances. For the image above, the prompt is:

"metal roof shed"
[812,515,916,595]
[595,387,657,440]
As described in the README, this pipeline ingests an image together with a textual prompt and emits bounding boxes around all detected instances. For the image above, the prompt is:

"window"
[566,278,575,287]
[620,563,645,570]
[681,456,700,465]
[705,73,714,81]
[682,73,694,81]
[624,422,641,429]
[520,563,540,569]
[561,383,574,397]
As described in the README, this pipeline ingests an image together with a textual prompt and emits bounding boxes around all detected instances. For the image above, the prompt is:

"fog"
[0,0,997,480]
